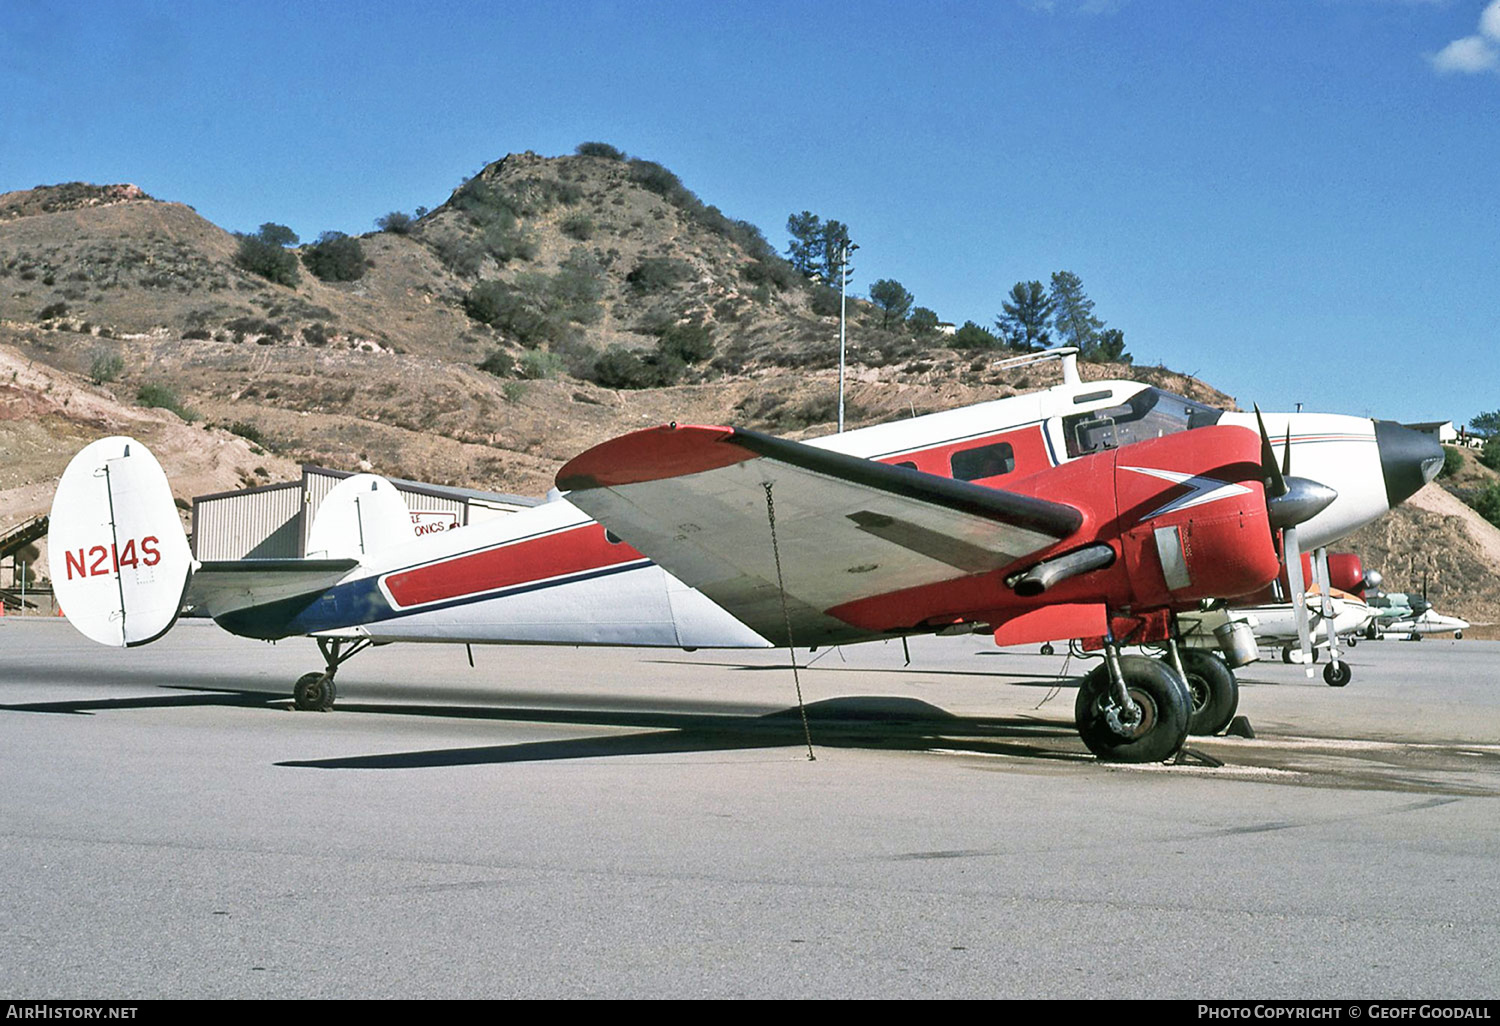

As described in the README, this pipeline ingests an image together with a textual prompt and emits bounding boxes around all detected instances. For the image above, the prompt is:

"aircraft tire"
[1454,631,1463,640]
[1323,661,1352,688]
[1075,656,1190,763]
[1179,649,1238,736]
[1040,643,1055,656]
[294,672,336,712]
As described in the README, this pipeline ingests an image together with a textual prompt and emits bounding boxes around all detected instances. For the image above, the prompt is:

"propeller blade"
[1254,405,1288,498]
[1284,525,1315,676]
[1282,426,1292,479]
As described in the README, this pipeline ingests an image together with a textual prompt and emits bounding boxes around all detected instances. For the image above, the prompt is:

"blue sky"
[2,0,1495,426]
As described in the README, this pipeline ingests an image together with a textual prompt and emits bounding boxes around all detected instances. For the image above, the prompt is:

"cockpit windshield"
[1062,387,1223,458]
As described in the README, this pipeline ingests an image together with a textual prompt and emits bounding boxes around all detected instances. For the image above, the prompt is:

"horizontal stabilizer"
[187,558,361,620]
[48,436,193,647]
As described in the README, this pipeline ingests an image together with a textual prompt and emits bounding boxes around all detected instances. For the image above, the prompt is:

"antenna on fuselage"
[991,346,1081,386]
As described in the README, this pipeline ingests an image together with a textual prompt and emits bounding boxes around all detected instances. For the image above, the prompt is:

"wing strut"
[764,481,816,762]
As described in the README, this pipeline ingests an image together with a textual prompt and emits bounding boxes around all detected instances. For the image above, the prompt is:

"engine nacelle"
[1110,426,1282,610]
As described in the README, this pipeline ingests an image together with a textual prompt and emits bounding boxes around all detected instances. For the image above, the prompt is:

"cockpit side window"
[951,441,1015,481]
[1061,388,1223,458]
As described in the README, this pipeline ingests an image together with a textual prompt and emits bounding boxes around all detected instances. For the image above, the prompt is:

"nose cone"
[1373,421,1444,509]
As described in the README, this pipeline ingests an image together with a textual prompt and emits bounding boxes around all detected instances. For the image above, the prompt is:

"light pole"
[835,239,856,432]
[837,241,848,432]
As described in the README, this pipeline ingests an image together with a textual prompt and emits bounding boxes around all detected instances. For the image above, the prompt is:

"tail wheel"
[294,672,336,711]
[1180,649,1239,736]
[1075,655,1191,763]
[1323,661,1351,688]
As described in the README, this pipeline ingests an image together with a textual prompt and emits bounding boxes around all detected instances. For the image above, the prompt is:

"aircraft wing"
[558,424,1083,646]
[187,558,362,618]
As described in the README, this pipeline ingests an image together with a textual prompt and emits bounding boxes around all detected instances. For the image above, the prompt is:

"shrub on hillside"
[477,349,515,377]
[548,249,605,324]
[949,321,1002,349]
[1480,438,1500,473]
[561,213,595,241]
[89,348,123,384]
[626,257,692,292]
[463,280,563,347]
[1441,447,1465,478]
[38,301,68,320]
[1472,483,1500,529]
[657,322,714,365]
[592,345,684,389]
[809,286,841,317]
[483,224,537,263]
[235,229,300,287]
[228,421,265,446]
[431,235,485,277]
[376,211,414,234]
[301,231,367,282]
[518,349,565,380]
[741,258,797,292]
[136,383,196,421]
[576,142,626,160]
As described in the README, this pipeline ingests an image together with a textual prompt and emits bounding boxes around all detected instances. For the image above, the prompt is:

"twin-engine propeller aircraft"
[556,352,1440,760]
[48,350,1440,761]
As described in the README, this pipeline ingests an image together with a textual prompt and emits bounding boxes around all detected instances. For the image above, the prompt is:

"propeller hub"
[1268,477,1337,530]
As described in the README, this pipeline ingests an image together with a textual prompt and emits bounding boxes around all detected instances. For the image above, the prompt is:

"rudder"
[47,436,193,646]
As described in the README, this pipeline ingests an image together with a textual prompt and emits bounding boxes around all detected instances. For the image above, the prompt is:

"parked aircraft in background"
[1178,552,1379,687]
[1383,607,1470,640]
[49,350,1441,760]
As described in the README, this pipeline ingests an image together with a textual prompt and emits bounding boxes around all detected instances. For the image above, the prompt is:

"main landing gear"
[1075,644,1191,762]
[292,637,373,711]
[1175,647,1239,737]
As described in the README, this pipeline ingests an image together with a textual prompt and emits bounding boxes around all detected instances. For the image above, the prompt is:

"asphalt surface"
[1,617,1496,999]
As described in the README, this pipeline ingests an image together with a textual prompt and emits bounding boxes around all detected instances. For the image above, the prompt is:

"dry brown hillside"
[2,151,1495,624]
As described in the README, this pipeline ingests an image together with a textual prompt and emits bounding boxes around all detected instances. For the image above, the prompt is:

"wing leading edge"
[558,424,1083,646]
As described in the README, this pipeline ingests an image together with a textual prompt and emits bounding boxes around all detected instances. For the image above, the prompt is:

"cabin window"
[1062,387,1223,458]
[950,442,1015,481]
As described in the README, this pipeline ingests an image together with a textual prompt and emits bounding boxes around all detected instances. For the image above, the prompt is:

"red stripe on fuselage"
[382,524,645,608]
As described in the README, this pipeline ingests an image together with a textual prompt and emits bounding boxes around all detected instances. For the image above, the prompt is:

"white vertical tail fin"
[47,436,194,647]
[305,473,416,561]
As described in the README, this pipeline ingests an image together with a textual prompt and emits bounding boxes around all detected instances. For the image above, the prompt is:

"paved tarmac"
[1,617,1496,999]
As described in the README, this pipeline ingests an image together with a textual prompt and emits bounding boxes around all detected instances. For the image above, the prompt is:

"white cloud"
[1428,1,1500,74]
[1430,34,1500,72]
[1481,0,1500,39]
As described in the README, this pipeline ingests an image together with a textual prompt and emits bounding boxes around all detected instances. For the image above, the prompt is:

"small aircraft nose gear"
[1322,661,1351,688]
[1075,637,1190,762]
[292,637,373,711]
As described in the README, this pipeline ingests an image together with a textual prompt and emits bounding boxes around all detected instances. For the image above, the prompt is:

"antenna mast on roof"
[992,346,1081,386]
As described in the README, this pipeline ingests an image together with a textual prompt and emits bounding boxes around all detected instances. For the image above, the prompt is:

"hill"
[1,149,1492,626]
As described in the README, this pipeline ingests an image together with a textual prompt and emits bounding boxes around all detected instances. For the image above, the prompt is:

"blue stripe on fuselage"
[211,560,655,640]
